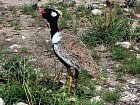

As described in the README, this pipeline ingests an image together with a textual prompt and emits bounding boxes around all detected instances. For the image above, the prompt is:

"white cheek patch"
[51,11,57,17]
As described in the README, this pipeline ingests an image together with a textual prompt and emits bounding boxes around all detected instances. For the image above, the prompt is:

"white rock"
[46,40,50,43]
[121,91,137,102]
[116,64,120,68]
[131,20,139,32]
[21,36,26,40]
[9,44,21,49]
[46,89,52,94]
[123,85,130,90]
[136,54,140,60]
[5,38,12,41]
[14,102,28,105]
[129,79,137,84]
[91,9,102,16]
[95,85,102,91]
[133,46,139,51]
[123,8,129,12]
[67,97,77,102]
[109,87,116,91]
[0,98,5,105]
[116,42,131,49]
[90,96,101,103]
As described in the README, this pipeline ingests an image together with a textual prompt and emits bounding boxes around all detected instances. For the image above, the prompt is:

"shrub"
[83,10,131,47]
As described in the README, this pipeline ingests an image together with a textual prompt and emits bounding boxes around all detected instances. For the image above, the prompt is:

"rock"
[5,38,12,41]
[136,54,140,60]
[107,79,118,87]
[9,44,21,49]
[14,102,28,105]
[21,36,26,40]
[135,13,140,18]
[90,96,101,103]
[116,64,121,68]
[91,9,102,16]
[0,98,5,105]
[109,87,116,91]
[123,85,130,90]
[121,91,137,102]
[123,8,129,12]
[129,79,137,84]
[95,85,102,91]
[46,40,50,43]
[133,46,139,51]
[67,97,77,102]
[116,42,131,49]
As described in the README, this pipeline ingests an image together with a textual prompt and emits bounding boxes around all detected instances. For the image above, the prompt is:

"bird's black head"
[41,8,60,24]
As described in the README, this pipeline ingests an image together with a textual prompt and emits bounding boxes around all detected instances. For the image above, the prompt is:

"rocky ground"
[0,0,140,105]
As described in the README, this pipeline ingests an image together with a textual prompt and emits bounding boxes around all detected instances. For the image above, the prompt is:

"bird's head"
[41,8,62,24]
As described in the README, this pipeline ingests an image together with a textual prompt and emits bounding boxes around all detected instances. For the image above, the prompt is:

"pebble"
[90,96,101,103]
[5,38,12,41]
[21,36,26,40]
[129,79,137,84]
[14,102,28,105]
[136,54,140,60]
[133,46,139,51]
[9,44,21,49]
[107,79,117,87]
[123,8,129,12]
[109,87,116,91]
[67,97,77,102]
[91,9,102,16]
[95,85,102,91]
[123,85,130,90]
[116,42,131,49]
[121,91,137,102]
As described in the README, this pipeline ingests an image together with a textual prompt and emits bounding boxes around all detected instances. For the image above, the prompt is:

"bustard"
[41,8,99,94]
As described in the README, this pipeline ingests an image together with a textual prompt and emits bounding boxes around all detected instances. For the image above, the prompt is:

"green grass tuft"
[102,89,120,104]
[21,5,38,18]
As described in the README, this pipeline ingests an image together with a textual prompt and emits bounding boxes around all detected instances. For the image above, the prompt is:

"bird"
[40,8,99,94]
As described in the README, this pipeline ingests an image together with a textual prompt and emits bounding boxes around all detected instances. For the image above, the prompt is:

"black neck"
[49,21,59,38]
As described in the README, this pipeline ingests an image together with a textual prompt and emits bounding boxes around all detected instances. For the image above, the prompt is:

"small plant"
[102,89,120,103]
[76,5,89,18]
[11,20,21,30]
[83,10,131,47]
[58,18,69,30]
[21,5,38,18]
[134,2,140,13]
[20,47,28,53]
[119,57,140,74]
[0,18,4,24]
[111,47,130,60]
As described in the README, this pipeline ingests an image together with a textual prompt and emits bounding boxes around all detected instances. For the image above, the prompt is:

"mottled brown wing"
[54,33,99,76]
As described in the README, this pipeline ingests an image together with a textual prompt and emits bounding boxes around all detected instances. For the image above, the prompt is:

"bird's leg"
[74,69,79,89]
[67,68,73,94]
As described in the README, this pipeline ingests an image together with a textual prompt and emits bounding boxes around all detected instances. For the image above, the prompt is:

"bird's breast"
[52,32,61,44]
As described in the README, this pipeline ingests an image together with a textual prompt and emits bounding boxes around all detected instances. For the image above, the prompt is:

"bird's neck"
[50,21,59,38]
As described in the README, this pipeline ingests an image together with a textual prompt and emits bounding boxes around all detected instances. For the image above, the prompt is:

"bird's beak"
[39,8,50,28]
